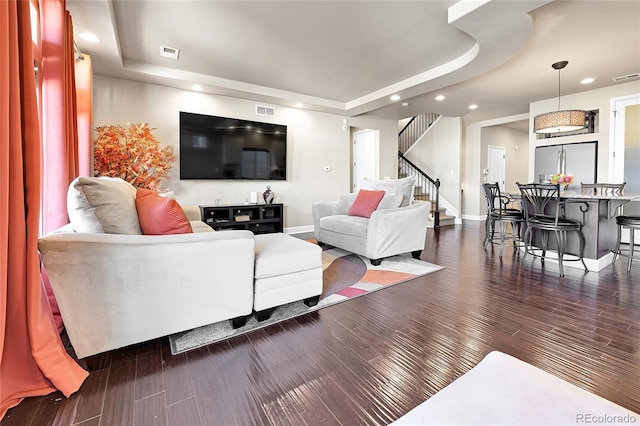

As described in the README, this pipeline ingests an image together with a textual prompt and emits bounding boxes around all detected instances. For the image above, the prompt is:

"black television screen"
[179,111,287,180]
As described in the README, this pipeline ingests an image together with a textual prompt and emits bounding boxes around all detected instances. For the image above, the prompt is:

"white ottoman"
[253,233,323,321]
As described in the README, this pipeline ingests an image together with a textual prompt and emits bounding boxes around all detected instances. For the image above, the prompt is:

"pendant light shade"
[533,61,586,134]
[533,109,586,134]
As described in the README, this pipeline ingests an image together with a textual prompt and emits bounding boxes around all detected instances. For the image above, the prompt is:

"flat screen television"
[179,111,287,180]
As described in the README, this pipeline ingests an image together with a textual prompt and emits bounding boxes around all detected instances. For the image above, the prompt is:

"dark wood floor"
[3,221,639,425]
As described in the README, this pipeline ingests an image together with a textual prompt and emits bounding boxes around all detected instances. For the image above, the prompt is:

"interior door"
[353,130,377,192]
[487,145,506,190]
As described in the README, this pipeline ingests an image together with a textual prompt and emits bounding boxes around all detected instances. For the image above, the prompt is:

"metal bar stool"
[482,183,524,258]
[580,182,626,196]
[517,182,588,277]
[612,215,640,272]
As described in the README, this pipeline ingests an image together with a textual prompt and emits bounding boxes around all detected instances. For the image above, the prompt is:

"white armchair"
[312,191,430,265]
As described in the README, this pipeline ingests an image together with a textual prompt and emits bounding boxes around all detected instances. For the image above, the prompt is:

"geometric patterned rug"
[169,244,443,355]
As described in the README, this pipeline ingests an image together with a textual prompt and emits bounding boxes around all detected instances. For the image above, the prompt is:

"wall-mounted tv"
[179,111,287,180]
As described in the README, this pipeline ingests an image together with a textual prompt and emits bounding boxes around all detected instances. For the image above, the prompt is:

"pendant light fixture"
[533,61,586,134]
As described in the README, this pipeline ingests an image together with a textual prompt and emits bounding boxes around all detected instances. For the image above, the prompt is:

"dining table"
[505,190,639,272]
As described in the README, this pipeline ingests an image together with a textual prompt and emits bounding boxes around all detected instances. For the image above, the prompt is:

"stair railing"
[399,151,440,228]
[398,113,439,154]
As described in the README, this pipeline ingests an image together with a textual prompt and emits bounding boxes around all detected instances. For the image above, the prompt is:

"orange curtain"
[41,0,78,234]
[0,0,88,419]
[75,53,93,177]
[40,0,82,328]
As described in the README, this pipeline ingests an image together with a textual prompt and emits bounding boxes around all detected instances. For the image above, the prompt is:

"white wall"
[480,126,529,193]
[462,113,529,218]
[406,116,462,214]
[92,76,398,231]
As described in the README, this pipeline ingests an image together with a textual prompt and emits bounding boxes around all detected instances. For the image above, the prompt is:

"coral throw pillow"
[135,188,193,235]
[348,189,386,218]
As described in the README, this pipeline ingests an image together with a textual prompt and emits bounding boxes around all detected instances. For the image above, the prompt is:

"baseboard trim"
[462,214,486,221]
[285,225,314,235]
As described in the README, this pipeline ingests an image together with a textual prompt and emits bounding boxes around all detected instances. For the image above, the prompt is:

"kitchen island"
[508,191,639,272]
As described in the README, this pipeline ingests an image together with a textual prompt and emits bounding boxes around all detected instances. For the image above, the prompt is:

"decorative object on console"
[533,61,586,134]
[263,186,274,204]
[93,122,175,190]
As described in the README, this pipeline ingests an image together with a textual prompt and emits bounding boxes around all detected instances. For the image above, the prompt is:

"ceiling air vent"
[256,105,275,117]
[612,72,639,82]
[160,46,180,60]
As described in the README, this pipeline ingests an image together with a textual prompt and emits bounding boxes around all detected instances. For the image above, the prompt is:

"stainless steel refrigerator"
[534,141,598,190]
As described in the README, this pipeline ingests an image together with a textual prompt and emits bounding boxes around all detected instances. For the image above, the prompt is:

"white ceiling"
[68,0,640,123]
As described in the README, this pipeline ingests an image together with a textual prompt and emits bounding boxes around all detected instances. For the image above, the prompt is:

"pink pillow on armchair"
[135,188,193,235]
[348,189,385,218]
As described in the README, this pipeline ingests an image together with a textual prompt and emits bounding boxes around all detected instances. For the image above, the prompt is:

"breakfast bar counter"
[508,191,639,271]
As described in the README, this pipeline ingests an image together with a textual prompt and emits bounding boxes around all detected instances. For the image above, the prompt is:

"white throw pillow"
[377,193,404,210]
[336,193,358,215]
[360,176,416,207]
[67,176,142,234]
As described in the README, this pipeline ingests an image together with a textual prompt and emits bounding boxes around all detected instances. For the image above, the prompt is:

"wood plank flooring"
[3,221,639,425]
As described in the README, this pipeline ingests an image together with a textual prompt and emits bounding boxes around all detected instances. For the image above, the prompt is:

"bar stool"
[482,183,524,258]
[612,215,640,272]
[517,182,588,277]
[580,182,626,196]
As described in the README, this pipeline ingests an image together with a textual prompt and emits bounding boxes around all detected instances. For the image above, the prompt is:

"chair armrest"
[311,201,338,239]
[365,201,430,259]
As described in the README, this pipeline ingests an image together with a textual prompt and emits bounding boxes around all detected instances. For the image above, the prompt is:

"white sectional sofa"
[39,177,256,358]
[39,177,322,358]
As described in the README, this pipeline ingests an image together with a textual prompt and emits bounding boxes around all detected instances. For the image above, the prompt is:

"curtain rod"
[74,41,85,61]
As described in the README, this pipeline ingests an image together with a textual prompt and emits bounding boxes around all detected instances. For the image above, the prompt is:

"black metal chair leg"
[577,229,588,272]
[555,230,565,277]
[628,230,635,273]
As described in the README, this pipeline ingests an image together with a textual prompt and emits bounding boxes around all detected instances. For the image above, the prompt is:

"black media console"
[200,203,283,234]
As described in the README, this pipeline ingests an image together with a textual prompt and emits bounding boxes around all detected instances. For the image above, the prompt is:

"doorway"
[487,145,506,191]
[352,129,378,191]
[611,93,640,242]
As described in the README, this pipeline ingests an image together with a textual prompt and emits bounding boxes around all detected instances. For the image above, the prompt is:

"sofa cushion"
[336,193,358,215]
[67,176,142,234]
[360,176,416,207]
[319,215,369,239]
[378,193,403,210]
[135,188,193,235]
[254,233,322,279]
[348,189,385,218]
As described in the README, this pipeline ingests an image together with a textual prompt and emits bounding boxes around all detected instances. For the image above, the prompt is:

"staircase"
[398,114,455,227]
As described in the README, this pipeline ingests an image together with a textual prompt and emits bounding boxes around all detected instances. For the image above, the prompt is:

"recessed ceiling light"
[78,32,100,43]
[468,104,478,110]
[295,103,304,108]
[580,77,595,84]
[390,94,401,101]
[401,102,409,107]
[191,84,203,91]
[435,95,445,101]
